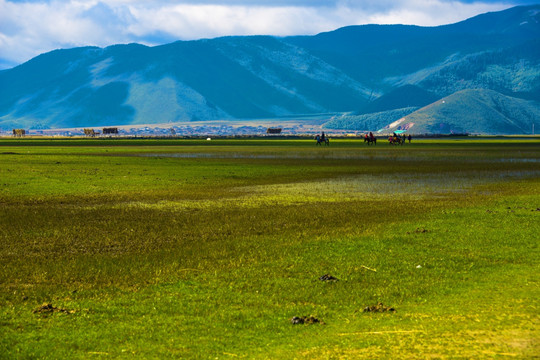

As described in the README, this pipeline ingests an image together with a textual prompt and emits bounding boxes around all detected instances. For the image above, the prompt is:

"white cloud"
[0,0,123,67]
[0,0,524,69]
[127,4,334,39]
[366,1,509,26]
[115,0,512,39]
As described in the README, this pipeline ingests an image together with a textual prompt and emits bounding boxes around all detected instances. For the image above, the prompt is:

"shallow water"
[138,152,540,164]
[497,158,540,163]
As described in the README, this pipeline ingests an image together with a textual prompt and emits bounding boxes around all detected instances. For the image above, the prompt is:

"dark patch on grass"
[33,303,75,315]
[291,315,323,325]
[407,227,430,234]
[363,303,396,313]
[319,274,338,281]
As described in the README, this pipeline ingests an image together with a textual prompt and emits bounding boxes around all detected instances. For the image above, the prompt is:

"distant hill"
[356,85,439,114]
[383,89,540,135]
[0,5,539,133]
[323,107,418,131]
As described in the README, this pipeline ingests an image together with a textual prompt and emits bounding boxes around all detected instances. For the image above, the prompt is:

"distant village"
[2,123,355,138]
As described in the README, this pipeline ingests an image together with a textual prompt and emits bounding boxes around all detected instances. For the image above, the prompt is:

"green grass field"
[1,138,539,359]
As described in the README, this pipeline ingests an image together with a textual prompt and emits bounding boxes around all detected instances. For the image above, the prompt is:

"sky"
[0,0,538,69]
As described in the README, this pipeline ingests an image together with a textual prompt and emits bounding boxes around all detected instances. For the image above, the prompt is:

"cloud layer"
[0,0,533,69]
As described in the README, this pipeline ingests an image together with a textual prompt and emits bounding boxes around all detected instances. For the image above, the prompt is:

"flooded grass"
[0,138,539,358]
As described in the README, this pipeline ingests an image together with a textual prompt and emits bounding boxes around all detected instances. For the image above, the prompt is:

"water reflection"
[138,152,540,163]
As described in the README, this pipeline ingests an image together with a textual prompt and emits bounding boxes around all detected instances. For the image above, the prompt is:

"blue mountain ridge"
[0,4,539,133]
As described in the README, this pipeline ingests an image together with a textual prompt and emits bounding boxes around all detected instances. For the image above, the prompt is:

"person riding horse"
[364,131,376,145]
[388,132,404,145]
[315,132,329,146]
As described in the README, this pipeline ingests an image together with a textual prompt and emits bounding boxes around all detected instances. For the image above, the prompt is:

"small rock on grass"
[407,228,430,234]
[291,315,324,325]
[33,303,75,314]
[319,274,338,281]
[363,302,396,313]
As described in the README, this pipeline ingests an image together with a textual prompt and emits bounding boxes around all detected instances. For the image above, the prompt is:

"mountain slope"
[388,38,540,101]
[284,5,540,91]
[323,107,418,131]
[384,89,540,135]
[0,37,371,129]
[357,85,439,114]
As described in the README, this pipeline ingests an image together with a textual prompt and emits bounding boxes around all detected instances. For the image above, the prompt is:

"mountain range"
[1,5,539,134]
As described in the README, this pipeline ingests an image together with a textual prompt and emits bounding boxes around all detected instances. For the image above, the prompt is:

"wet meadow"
[0,137,539,358]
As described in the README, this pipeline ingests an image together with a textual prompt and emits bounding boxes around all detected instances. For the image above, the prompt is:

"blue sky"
[0,0,537,69]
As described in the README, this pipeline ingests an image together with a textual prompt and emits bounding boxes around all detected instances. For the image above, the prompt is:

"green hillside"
[415,39,540,101]
[323,107,418,131]
[357,85,438,114]
[384,89,540,135]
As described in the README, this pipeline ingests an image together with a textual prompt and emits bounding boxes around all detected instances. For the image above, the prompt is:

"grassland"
[0,138,539,359]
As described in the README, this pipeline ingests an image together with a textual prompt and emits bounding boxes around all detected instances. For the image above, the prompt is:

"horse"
[316,136,330,146]
[364,137,377,145]
[388,136,403,145]
[319,137,330,146]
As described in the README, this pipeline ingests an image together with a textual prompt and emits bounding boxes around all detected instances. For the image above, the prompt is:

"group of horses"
[388,135,407,145]
[315,133,410,146]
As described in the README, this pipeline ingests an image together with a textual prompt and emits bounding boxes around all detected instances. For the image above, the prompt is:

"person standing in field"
[408,134,412,143]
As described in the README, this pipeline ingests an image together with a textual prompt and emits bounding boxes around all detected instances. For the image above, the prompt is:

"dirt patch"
[291,315,324,325]
[33,303,75,315]
[319,274,338,281]
[363,303,396,313]
[407,228,430,234]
